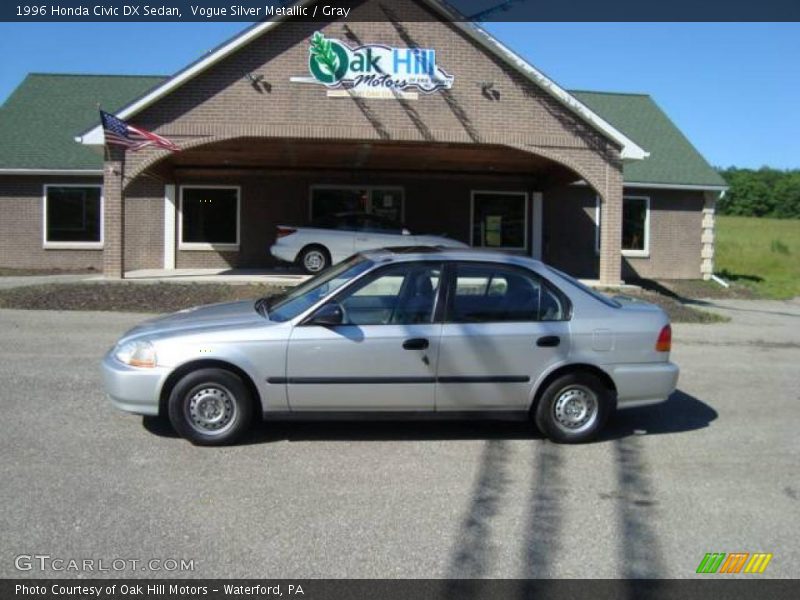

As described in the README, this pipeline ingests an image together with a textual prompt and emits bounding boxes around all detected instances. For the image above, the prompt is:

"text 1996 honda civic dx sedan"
[102,248,678,445]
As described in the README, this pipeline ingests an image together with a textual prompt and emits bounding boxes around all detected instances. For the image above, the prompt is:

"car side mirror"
[401,228,411,236]
[307,302,344,327]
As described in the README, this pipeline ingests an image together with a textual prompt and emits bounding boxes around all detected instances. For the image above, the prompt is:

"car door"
[353,215,404,252]
[309,214,357,264]
[435,262,571,411]
[286,262,444,411]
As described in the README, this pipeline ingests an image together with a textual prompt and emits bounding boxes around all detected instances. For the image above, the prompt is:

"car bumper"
[608,361,679,408]
[101,352,168,416]
[270,243,297,264]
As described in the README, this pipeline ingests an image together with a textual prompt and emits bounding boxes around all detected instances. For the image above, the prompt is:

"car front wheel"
[534,372,612,443]
[167,368,253,446]
[298,245,330,274]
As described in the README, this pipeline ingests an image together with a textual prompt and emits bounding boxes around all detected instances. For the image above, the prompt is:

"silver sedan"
[102,248,678,445]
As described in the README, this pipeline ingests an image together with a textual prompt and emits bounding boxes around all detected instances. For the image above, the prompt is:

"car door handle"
[536,335,561,348]
[402,338,429,350]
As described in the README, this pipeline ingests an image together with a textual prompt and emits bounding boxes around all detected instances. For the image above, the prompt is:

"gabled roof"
[0,73,165,173]
[572,91,726,189]
[75,0,648,160]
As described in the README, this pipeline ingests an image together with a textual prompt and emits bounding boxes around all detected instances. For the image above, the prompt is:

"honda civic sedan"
[102,248,678,445]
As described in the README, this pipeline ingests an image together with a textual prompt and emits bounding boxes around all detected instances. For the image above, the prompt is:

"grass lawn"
[715,215,800,300]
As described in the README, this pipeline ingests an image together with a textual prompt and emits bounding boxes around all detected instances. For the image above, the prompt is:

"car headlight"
[115,340,157,368]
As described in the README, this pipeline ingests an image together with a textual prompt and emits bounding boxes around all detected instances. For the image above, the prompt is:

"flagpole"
[98,104,111,163]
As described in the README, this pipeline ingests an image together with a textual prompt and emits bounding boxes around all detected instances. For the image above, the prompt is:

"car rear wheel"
[534,372,612,443]
[298,245,330,274]
[167,368,253,446]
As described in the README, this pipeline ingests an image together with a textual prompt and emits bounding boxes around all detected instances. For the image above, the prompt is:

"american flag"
[100,110,179,152]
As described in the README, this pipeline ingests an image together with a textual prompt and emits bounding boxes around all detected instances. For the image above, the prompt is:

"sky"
[0,21,798,169]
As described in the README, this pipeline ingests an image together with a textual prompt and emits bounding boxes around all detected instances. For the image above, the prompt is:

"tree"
[717,167,800,219]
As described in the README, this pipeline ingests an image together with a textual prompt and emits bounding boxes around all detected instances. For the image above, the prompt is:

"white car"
[270,212,468,273]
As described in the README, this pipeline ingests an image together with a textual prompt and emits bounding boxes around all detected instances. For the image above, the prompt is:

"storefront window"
[310,186,404,224]
[622,197,649,252]
[180,186,239,248]
[595,195,651,255]
[44,185,102,246]
[471,192,527,249]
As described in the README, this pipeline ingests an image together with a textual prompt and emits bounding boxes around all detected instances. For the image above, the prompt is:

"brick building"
[0,0,726,284]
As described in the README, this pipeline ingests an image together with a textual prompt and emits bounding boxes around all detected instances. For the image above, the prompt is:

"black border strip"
[267,376,529,384]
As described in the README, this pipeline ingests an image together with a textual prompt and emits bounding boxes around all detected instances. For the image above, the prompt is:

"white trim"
[42,183,104,250]
[470,190,529,251]
[163,184,176,269]
[594,194,651,258]
[443,17,648,161]
[75,0,648,161]
[574,179,728,192]
[308,185,405,223]
[531,191,543,260]
[178,185,241,251]
[0,169,103,176]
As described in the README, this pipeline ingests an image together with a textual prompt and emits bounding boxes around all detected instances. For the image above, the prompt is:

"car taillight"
[276,227,296,239]
[655,324,672,352]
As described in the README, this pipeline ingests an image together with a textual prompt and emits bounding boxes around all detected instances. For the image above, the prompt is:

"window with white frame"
[310,186,404,224]
[44,185,103,247]
[595,195,650,256]
[471,191,528,250]
[180,186,240,249]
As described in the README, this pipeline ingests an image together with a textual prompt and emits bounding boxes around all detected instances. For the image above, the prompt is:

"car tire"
[167,368,254,446]
[534,371,612,444]
[298,245,330,274]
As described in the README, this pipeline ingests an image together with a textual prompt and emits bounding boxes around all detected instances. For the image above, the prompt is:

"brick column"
[598,163,624,286]
[103,152,125,279]
[701,191,717,280]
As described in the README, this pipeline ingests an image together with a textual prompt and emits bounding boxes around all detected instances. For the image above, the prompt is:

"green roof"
[571,90,726,187]
[0,74,724,187]
[0,73,165,171]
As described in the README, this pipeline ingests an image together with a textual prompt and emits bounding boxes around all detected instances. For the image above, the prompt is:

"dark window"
[311,213,359,231]
[311,187,404,223]
[622,197,648,251]
[472,192,527,249]
[181,187,238,245]
[447,263,566,323]
[338,263,442,326]
[357,214,403,234]
[45,186,102,243]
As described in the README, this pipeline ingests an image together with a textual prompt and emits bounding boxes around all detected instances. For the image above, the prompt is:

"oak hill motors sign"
[290,32,454,98]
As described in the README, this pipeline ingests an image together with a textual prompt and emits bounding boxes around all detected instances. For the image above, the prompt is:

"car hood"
[121,300,269,341]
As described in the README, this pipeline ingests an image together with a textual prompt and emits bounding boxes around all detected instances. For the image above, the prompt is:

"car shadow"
[601,389,717,441]
[142,389,715,446]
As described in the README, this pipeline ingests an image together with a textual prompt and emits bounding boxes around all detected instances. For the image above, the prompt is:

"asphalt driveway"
[0,298,798,578]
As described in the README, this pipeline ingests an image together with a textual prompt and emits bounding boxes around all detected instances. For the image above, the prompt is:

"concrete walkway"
[124,268,311,285]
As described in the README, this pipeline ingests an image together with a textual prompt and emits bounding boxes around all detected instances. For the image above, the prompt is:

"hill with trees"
[717,167,800,218]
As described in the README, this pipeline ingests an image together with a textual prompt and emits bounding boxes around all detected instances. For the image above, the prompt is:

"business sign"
[290,32,454,99]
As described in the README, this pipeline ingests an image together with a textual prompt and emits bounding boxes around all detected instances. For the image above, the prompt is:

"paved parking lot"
[0,298,798,578]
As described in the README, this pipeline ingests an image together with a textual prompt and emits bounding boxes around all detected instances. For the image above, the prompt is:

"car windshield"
[264,256,374,322]
[545,266,621,308]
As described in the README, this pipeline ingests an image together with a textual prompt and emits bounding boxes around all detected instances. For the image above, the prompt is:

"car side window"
[447,263,565,323]
[338,263,441,326]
